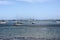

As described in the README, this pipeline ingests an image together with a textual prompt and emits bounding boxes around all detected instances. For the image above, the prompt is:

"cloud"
[16,0,50,3]
[0,0,12,5]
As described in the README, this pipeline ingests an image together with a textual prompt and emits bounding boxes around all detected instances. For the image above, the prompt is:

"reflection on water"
[0,26,60,40]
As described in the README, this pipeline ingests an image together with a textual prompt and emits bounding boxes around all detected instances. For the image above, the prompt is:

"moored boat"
[0,20,7,24]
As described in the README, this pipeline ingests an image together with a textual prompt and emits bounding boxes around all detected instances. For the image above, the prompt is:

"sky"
[0,0,60,20]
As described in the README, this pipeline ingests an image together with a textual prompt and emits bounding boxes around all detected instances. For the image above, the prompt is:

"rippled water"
[0,26,60,40]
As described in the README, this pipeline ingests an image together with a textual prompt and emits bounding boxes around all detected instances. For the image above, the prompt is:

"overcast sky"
[0,0,60,20]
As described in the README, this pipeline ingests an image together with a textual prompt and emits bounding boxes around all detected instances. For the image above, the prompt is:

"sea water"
[0,26,60,40]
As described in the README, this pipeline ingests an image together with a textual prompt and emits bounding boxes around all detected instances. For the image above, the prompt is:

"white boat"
[14,21,23,26]
[56,21,60,24]
[0,20,7,24]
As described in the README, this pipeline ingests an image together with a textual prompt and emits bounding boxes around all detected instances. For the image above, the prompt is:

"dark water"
[0,26,60,40]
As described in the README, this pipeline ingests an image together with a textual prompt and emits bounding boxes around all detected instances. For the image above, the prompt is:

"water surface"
[0,26,60,40]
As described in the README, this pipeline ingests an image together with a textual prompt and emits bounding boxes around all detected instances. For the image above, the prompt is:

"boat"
[56,21,60,24]
[0,20,7,24]
[14,21,23,26]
